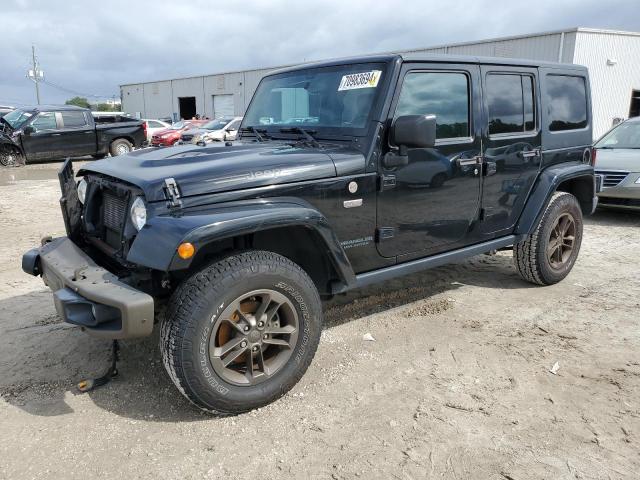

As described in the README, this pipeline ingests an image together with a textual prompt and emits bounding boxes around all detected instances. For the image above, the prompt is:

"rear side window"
[486,73,536,135]
[61,111,88,128]
[395,72,470,139]
[545,75,588,131]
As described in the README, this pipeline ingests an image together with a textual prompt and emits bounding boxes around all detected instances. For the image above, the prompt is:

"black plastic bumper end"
[22,248,41,276]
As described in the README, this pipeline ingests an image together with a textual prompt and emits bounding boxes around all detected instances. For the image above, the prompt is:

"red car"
[150,120,207,146]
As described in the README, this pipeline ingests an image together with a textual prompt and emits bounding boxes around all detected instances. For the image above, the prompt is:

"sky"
[1,0,639,107]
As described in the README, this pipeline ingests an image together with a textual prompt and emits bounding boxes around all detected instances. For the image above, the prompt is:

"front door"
[479,66,541,235]
[376,63,483,259]
[21,111,64,161]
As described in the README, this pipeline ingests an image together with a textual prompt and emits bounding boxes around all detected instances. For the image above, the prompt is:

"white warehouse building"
[121,27,640,138]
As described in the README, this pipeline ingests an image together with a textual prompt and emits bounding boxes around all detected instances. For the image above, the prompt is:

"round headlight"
[130,196,147,231]
[77,178,87,204]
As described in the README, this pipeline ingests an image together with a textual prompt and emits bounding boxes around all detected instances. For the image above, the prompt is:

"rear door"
[59,110,96,157]
[376,63,483,259]
[479,66,541,235]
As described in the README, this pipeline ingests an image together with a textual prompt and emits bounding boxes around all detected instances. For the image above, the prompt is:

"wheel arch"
[126,200,356,295]
[515,162,596,235]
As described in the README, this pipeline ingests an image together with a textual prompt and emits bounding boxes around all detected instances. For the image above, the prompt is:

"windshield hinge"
[163,177,182,209]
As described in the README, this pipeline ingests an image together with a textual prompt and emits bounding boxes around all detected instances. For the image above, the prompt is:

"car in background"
[150,120,207,147]
[142,119,171,143]
[593,116,640,210]
[0,105,14,117]
[0,105,146,165]
[179,117,242,145]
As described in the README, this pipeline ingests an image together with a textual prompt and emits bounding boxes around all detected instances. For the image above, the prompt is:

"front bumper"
[22,237,154,339]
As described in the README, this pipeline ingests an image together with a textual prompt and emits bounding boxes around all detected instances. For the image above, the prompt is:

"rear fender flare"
[515,162,595,235]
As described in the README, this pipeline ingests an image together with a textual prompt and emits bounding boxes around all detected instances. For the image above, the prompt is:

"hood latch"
[163,177,182,210]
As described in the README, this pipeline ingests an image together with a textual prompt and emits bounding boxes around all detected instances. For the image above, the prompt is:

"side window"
[486,73,536,135]
[31,112,57,131]
[395,72,470,139]
[545,75,588,131]
[61,111,88,128]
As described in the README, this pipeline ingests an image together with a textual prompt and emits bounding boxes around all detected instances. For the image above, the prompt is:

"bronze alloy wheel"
[547,212,576,270]
[208,289,299,386]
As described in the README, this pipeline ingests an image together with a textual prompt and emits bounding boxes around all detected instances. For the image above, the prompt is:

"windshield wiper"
[241,126,269,142]
[280,127,320,148]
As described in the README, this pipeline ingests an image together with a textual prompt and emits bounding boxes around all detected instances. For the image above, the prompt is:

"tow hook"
[77,340,120,393]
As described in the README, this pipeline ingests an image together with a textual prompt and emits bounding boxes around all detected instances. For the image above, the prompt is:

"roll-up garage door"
[213,95,235,118]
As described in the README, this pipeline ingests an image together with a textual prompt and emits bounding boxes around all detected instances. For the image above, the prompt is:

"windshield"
[2,109,35,129]
[202,118,231,130]
[169,121,187,130]
[243,63,386,135]
[596,121,640,149]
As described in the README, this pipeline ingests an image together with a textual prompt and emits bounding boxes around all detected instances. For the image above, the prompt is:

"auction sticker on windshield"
[338,70,382,91]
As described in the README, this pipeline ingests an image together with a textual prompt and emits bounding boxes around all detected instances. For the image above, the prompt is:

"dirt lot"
[0,163,638,480]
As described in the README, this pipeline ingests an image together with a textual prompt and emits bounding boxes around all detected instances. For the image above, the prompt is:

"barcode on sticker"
[338,71,382,91]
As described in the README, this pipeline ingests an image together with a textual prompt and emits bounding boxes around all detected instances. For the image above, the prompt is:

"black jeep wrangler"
[23,54,597,414]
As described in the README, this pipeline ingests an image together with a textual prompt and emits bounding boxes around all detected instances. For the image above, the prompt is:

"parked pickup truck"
[0,105,146,165]
[23,54,597,414]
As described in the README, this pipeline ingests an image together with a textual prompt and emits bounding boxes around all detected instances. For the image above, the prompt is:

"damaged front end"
[22,159,155,339]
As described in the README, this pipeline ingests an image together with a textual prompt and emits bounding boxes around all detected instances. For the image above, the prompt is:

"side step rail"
[354,235,522,290]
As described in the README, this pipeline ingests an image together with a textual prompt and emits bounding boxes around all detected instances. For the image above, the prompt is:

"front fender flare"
[126,198,356,287]
[515,162,595,235]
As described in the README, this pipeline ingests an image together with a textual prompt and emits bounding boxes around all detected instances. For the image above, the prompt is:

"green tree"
[94,103,118,112]
[65,96,91,108]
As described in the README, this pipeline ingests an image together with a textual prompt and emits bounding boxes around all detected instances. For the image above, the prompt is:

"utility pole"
[27,45,44,104]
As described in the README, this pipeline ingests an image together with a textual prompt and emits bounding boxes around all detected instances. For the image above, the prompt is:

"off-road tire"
[161,250,322,414]
[109,138,132,156]
[514,191,583,285]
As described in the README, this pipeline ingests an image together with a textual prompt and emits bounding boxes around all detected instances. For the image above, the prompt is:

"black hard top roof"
[269,53,586,76]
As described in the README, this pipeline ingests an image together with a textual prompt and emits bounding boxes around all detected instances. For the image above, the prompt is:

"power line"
[41,79,114,100]
[26,45,44,104]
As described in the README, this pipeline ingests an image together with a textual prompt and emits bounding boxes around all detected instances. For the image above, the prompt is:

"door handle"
[51,133,61,136]
[519,149,540,158]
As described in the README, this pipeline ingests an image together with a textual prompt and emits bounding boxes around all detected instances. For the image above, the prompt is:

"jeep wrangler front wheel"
[514,191,583,285]
[161,250,322,414]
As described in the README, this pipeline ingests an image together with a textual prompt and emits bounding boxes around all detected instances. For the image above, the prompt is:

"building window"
[395,71,470,139]
[545,75,588,131]
[487,73,536,135]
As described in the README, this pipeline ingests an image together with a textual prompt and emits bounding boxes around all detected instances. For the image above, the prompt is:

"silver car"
[594,117,640,210]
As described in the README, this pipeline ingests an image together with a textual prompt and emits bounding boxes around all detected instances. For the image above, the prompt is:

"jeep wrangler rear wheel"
[161,250,322,414]
[514,191,583,285]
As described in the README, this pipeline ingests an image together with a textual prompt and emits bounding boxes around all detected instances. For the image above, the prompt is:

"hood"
[595,148,640,172]
[79,142,349,202]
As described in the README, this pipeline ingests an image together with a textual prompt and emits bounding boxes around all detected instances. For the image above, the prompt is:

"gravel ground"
[0,163,639,479]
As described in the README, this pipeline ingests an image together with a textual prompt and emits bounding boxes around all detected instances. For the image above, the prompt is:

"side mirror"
[23,126,35,135]
[383,115,437,168]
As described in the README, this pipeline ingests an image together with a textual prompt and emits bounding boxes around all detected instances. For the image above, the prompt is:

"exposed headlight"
[77,178,87,204]
[130,196,147,231]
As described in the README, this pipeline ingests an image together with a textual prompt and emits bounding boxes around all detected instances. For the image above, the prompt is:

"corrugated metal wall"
[406,32,568,62]
[573,30,640,138]
[122,67,275,120]
[121,29,640,139]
